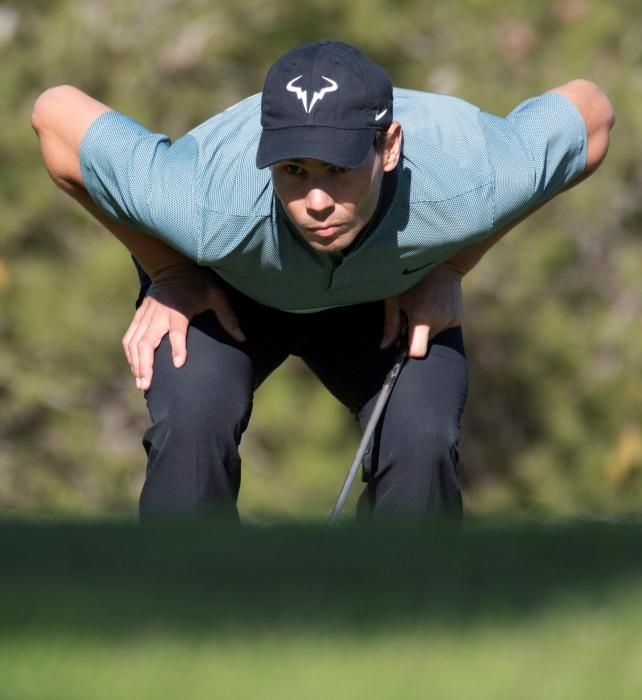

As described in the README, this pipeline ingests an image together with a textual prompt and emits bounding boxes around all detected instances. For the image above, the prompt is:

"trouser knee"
[144,387,251,468]
[139,324,254,518]
[373,421,461,510]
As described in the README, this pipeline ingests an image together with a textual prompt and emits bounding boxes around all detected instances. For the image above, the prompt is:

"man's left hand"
[381,264,464,358]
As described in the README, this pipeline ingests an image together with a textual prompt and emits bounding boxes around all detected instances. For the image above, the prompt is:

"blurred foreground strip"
[1,517,642,634]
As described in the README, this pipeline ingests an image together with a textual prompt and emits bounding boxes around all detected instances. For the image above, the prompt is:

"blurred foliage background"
[0,0,640,521]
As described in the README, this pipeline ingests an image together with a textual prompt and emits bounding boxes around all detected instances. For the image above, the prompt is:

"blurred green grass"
[1,518,641,698]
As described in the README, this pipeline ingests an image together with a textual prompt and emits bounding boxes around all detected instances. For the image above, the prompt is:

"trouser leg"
[138,311,254,519]
[356,327,468,519]
[301,304,468,519]
[137,285,289,520]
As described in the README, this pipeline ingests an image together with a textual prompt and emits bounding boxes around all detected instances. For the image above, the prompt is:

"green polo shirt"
[80,88,587,311]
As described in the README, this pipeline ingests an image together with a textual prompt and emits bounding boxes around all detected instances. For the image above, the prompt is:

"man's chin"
[303,229,359,253]
[307,238,343,252]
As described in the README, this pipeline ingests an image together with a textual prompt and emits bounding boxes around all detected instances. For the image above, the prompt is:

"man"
[32,40,614,521]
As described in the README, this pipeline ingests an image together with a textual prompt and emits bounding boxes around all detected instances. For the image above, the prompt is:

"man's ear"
[382,122,402,172]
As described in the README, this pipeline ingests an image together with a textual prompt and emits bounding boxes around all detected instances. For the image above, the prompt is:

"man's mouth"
[306,224,344,237]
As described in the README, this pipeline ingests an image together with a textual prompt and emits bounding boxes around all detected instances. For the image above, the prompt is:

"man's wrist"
[436,261,465,279]
[149,261,208,286]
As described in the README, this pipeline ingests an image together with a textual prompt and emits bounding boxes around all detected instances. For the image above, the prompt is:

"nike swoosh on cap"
[374,109,388,121]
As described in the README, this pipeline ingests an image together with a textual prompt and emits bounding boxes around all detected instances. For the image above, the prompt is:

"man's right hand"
[122,263,245,391]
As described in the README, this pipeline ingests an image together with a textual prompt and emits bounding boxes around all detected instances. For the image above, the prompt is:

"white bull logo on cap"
[286,75,338,114]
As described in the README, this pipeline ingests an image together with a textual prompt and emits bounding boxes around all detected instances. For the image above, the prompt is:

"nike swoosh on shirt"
[374,109,388,121]
[402,260,439,275]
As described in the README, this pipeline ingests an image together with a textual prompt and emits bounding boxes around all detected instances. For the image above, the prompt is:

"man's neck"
[341,167,398,256]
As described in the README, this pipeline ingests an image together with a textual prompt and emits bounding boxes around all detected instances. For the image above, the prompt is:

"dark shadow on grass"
[1,517,642,638]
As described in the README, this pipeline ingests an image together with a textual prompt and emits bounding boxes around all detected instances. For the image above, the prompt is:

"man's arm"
[382,79,615,357]
[32,85,197,274]
[32,86,244,389]
[442,79,615,278]
[551,79,615,176]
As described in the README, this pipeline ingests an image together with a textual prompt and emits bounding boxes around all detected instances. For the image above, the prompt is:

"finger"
[122,303,147,367]
[128,307,156,388]
[129,327,147,389]
[380,298,401,349]
[211,290,246,342]
[136,337,156,391]
[136,315,177,389]
[122,325,133,367]
[168,314,189,368]
[408,323,430,359]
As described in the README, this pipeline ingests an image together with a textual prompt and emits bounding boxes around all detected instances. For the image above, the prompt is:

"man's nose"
[305,186,335,219]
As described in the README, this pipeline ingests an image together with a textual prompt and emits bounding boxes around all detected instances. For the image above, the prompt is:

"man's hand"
[381,265,463,358]
[122,264,245,391]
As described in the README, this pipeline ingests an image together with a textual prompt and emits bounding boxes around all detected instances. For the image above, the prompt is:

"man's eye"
[329,165,349,175]
[284,164,304,176]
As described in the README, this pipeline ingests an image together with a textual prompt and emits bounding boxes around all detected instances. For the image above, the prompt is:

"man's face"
[271,146,386,254]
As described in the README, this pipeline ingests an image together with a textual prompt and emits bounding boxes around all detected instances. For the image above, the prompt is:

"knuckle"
[169,316,189,329]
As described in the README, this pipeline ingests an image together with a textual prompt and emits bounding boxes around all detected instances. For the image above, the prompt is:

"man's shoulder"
[187,93,262,144]
[391,87,492,199]
[392,87,480,123]
[392,87,484,157]
[185,93,273,216]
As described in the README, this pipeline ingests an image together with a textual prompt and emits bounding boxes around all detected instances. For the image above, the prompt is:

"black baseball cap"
[256,40,393,169]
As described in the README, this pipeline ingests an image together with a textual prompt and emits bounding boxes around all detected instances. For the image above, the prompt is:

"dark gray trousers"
[137,273,468,521]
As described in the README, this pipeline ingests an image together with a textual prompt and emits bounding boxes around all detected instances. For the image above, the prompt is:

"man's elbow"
[586,80,615,173]
[32,85,76,134]
[554,79,614,173]
[32,85,85,192]
[598,85,616,133]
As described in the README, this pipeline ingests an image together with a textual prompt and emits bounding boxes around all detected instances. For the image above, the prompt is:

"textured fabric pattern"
[80,89,587,312]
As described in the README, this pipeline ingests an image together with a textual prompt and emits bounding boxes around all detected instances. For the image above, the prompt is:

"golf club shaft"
[328,345,407,525]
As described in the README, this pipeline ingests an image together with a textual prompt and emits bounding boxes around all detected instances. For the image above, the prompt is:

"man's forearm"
[444,93,613,279]
[443,193,560,277]
[441,227,509,277]
[32,85,195,277]
[67,182,196,277]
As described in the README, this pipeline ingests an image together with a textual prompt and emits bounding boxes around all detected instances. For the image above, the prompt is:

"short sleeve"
[79,111,202,259]
[479,92,588,229]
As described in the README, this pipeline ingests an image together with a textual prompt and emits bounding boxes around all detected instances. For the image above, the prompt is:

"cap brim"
[256,125,375,169]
